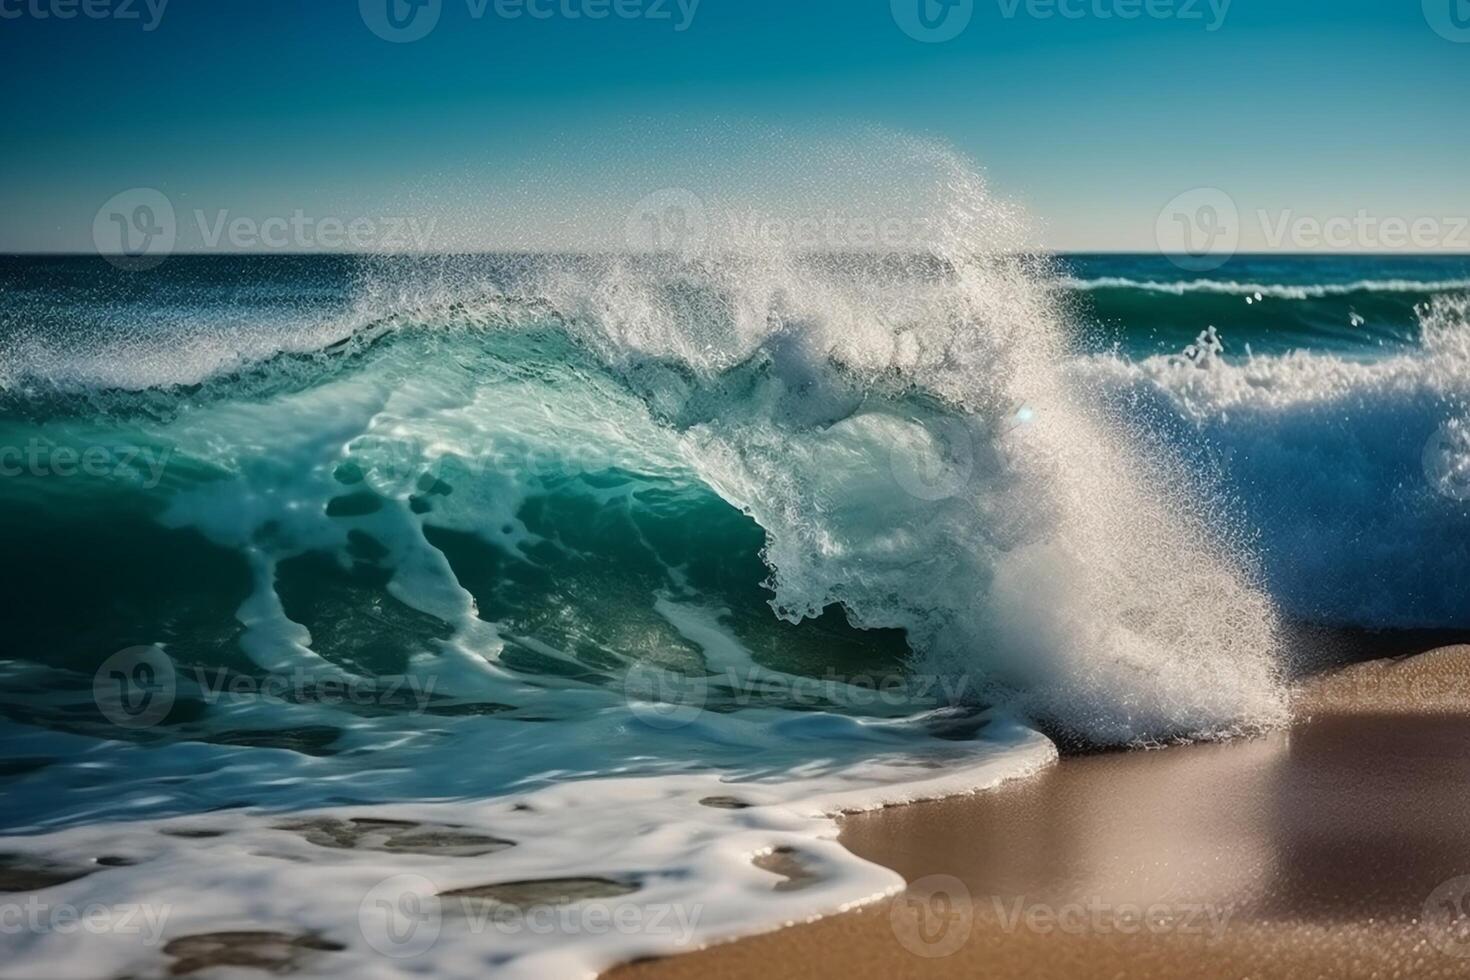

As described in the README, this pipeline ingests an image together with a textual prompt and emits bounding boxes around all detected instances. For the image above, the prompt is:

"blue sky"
[2,0,1467,252]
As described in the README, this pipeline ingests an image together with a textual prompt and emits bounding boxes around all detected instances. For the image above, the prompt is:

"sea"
[1,226,1467,976]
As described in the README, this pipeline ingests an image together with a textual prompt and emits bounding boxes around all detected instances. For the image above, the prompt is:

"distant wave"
[1075,295,1470,628]
[1059,276,1470,300]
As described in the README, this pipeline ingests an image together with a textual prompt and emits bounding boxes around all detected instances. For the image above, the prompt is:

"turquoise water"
[1060,253,1470,356]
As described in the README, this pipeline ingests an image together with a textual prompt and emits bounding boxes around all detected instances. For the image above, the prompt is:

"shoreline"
[611,644,1470,979]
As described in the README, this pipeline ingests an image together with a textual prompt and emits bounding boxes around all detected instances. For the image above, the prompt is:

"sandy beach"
[612,644,1470,980]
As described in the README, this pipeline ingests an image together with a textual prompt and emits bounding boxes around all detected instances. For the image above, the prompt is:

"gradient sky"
[2,0,1467,252]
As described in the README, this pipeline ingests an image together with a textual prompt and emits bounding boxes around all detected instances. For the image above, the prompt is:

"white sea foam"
[0,687,1053,980]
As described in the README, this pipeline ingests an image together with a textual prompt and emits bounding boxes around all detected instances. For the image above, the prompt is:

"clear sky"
[3,0,1467,253]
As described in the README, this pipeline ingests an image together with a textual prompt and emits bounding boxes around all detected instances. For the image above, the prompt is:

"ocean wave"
[1076,295,1470,628]
[0,157,1290,748]
[1060,275,1470,300]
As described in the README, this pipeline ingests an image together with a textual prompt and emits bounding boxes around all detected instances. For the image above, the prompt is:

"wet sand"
[612,645,1470,979]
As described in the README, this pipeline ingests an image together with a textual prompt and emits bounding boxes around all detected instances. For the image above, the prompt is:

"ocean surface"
[1,236,1468,976]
